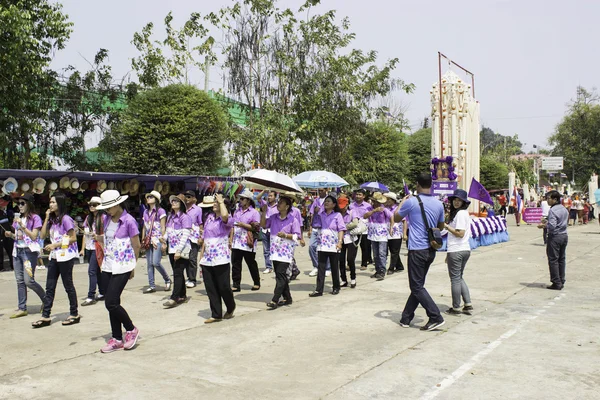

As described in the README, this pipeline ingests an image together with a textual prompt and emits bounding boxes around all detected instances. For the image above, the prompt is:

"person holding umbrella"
[258,190,278,274]
[308,188,331,277]
[230,189,261,292]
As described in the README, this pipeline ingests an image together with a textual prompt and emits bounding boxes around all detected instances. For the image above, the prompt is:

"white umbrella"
[241,169,303,193]
[293,170,348,188]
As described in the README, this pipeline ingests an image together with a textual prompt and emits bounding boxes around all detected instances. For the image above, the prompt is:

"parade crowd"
[0,172,571,353]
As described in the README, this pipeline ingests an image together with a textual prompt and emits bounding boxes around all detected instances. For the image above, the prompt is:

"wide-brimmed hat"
[96,180,107,193]
[107,181,116,190]
[2,177,18,195]
[20,180,33,194]
[199,195,215,208]
[80,181,90,192]
[383,192,398,202]
[89,196,102,205]
[32,177,46,195]
[96,190,129,210]
[145,190,161,202]
[160,181,170,196]
[372,192,387,204]
[153,181,163,193]
[121,180,131,195]
[59,177,71,190]
[237,188,254,200]
[169,195,187,207]
[69,178,80,191]
[448,189,471,205]
[48,181,59,194]
[129,179,140,196]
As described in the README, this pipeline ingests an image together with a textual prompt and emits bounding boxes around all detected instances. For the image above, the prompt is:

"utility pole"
[204,55,210,93]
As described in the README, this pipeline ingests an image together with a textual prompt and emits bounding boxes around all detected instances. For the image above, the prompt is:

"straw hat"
[199,195,215,208]
[237,188,254,200]
[79,181,90,192]
[48,181,59,194]
[372,192,387,204]
[145,190,161,202]
[383,192,398,202]
[153,180,163,193]
[96,190,129,210]
[160,181,170,196]
[107,181,116,190]
[97,180,107,193]
[69,178,80,191]
[20,180,33,194]
[2,177,18,195]
[121,180,131,195]
[32,177,46,195]
[59,176,71,189]
[129,179,140,196]
[89,196,102,205]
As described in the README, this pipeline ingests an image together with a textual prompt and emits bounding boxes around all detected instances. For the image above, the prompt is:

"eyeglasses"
[18,202,26,206]
[89,204,99,207]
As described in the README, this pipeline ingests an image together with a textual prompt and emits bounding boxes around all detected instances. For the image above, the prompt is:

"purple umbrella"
[360,182,389,193]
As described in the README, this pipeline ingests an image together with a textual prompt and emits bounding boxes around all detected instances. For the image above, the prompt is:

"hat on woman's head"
[372,192,387,203]
[145,190,162,202]
[89,196,102,205]
[95,190,129,210]
[199,195,215,208]
[237,189,254,200]
[169,195,187,208]
[383,192,398,202]
[20,193,35,204]
[448,189,471,205]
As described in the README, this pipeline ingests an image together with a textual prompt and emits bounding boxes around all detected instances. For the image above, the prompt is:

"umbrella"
[241,169,303,193]
[594,189,600,204]
[360,182,389,193]
[293,170,348,188]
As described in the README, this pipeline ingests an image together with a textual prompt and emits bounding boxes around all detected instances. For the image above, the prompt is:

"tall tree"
[406,128,432,182]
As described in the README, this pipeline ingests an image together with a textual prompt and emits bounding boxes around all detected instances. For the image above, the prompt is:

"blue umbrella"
[360,182,389,193]
[594,188,600,204]
[293,170,348,189]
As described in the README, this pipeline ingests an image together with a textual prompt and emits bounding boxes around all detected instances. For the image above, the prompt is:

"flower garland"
[431,156,457,181]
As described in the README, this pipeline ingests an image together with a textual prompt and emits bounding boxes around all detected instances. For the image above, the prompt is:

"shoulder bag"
[416,195,443,250]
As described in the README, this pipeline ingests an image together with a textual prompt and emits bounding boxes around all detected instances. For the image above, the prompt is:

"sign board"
[541,157,563,170]
[431,181,457,196]
[522,207,544,224]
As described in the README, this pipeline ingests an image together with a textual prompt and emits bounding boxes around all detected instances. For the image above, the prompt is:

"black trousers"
[340,242,357,282]
[1,238,14,270]
[388,239,404,271]
[186,243,199,282]
[316,251,340,293]
[400,249,442,324]
[359,234,372,267]
[231,249,260,287]
[272,261,291,303]
[169,254,188,300]
[546,234,568,286]
[201,263,236,319]
[103,271,135,341]
[42,258,78,318]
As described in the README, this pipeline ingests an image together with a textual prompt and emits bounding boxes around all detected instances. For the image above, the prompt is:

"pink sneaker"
[123,327,139,350]
[101,338,124,353]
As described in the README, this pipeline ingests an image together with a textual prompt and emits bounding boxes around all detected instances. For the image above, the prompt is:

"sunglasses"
[89,203,100,207]
[18,202,27,206]
[185,195,194,198]
[171,199,181,203]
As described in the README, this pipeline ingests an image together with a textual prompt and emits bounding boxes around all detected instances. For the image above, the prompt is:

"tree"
[103,84,227,174]
[0,0,73,168]
[480,125,523,161]
[549,86,600,189]
[406,128,432,182]
[480,155,509,189]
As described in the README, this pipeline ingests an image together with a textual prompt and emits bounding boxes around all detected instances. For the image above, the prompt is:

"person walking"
[141,191,171,293]
[538,190,569,290]
[540,195,550,244]
[261,196,301,309]
[338,195,358,288]
[393,172,446,331]
[258,190,278,274]
[163,195,192,308]
[6,193,45,318]
[574,196,584,225]
[308,188,330,277]
[497,193,507,218]
[199,194,236,323]
[444,189,473,315]
[80,196,106,306]
[230,189,261,292]
[93,190,141,352]
[363,193,392,280]
[350,189,374,271]
[288,195,305,280]
[385,192,405,275]
[309,195,346,297]
[183,190,203,288]
[33,193,80,328]
[0,201,15,271]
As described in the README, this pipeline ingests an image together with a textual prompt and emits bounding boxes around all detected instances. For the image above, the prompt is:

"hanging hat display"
[153,180,163,193]
[79,181,90,192]
[59,176,71,190]
[107,181,116,190]
[32,177,46,195]
[121,180,131,195]
[129,179,140,196]
[47,181,59,194]
[97,180,108,193]
[69,178,80,192]
[160,181,170,196]
[20,179,33,194]
[2,177,18,195]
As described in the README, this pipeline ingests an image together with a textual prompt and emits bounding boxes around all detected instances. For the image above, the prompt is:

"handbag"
[142,211,157,250]
[180,245,191,259]
[246,231,254,248]
[95,241,104,267]
[416,195,443,250]
[349,219,367,236]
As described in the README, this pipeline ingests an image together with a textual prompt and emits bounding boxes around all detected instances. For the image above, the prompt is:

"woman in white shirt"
[444,189,473,316]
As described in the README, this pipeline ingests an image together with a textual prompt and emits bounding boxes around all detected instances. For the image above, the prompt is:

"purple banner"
[522,207,543,224]
[431,181,458,196]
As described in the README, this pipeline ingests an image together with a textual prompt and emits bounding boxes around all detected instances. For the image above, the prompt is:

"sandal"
[62,316,81,326]
[32,319,51,328]
[251,285,260,291]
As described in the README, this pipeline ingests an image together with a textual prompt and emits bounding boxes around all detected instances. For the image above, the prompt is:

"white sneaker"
[325,270,331,277]
[262,268,272,274]
[37,264,46,270]
[309,268,318,277]
[185,281,196,288]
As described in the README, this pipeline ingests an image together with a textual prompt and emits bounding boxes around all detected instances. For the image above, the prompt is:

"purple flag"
[403,179,410,195]
[468,178,494,205]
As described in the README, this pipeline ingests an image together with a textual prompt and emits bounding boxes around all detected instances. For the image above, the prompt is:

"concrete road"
[0,218,598,400]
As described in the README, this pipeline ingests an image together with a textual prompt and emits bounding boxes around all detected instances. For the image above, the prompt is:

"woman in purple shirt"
[80,196,106,306]
[95,190,141,353]
[337,195,358,289]
[363,194,393,280]
[33,193,80,328]
[199,194,236,323]
[162,195,192,308]
[310,195,346,297]
[6,193,45,319]
[141,191,171,293]
[260,196,301,309]
[230,189,261,292]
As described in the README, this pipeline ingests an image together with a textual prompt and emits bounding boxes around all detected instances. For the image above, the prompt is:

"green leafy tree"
[549,86,600,188]
[480,155,509,189]
[103,84,227,174]
[406,128,432,182]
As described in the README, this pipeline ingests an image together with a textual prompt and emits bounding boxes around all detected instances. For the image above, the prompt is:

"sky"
[51,0,600,151]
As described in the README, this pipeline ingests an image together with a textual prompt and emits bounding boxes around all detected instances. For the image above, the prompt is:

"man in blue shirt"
[537,190,568,290]
[394,172,446,331]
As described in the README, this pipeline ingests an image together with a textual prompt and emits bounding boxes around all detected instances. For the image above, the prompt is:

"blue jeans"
[309,230,330,270]
[371,240,388,274]
[146,243,171,288]
[13,248,45,312]
[42,258,78,318]
[85,249,105,299]
[401,249,442,324]
[260,230,272,270]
